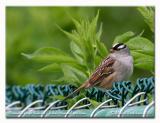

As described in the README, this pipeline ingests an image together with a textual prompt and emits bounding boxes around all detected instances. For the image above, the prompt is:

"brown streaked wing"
[87,56,115,86]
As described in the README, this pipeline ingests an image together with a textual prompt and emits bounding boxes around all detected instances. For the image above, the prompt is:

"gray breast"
[113,56,133,81]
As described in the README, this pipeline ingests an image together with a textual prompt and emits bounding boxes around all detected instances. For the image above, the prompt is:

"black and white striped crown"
[112,43,126,50]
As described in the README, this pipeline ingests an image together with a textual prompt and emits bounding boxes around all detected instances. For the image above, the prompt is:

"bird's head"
[110,43,131,56]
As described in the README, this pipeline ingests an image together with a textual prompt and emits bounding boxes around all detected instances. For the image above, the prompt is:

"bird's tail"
[62,82,87,101]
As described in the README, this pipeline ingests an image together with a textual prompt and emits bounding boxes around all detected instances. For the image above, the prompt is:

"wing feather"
[87,56,115,87]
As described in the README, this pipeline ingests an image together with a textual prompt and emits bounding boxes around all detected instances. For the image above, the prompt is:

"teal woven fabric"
[6,77,155,118]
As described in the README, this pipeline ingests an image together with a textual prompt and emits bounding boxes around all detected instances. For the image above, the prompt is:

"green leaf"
[46,95,65,104]
[61,64,88,85]
[70,41,84,64]
[96,23,103,41]
[88,99,100,108]
[65,93,86,109]
[131,51,154,71]
[126,36,154,71]
[126,36,154,56]
[88,11,99,41]
[84,43,95,72]
[95,56,102,67]
[55,77,80,86]
[66,62,88,76]
[38,63,62,72]
[113,31,135,44]
[22,47,77,63]
[137,7,154,32]
[57,25,82,48]
[96,40,108,58]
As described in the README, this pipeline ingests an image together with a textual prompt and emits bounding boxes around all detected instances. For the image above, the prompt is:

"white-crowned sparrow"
[64,43,133,100]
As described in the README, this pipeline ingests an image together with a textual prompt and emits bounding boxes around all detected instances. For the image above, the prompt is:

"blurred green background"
[6,7,154,85]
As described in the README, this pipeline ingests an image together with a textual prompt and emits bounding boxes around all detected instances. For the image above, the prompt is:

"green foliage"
[47,93,87,109]
[46,93,101,109]
[137,7,154,32]
[88,99,101,108]
[113,31,135,43]
[23,8,154,87]
[23,12,108,86]
[7,7,154,85]
[114,31,154,72]
[22,47,77,63]
[114,7,155,73]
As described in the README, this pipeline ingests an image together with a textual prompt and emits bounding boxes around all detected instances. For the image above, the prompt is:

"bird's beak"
[110,49,114,53]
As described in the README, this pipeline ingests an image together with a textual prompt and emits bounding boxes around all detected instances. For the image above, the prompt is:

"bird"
[63,43,133,101]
